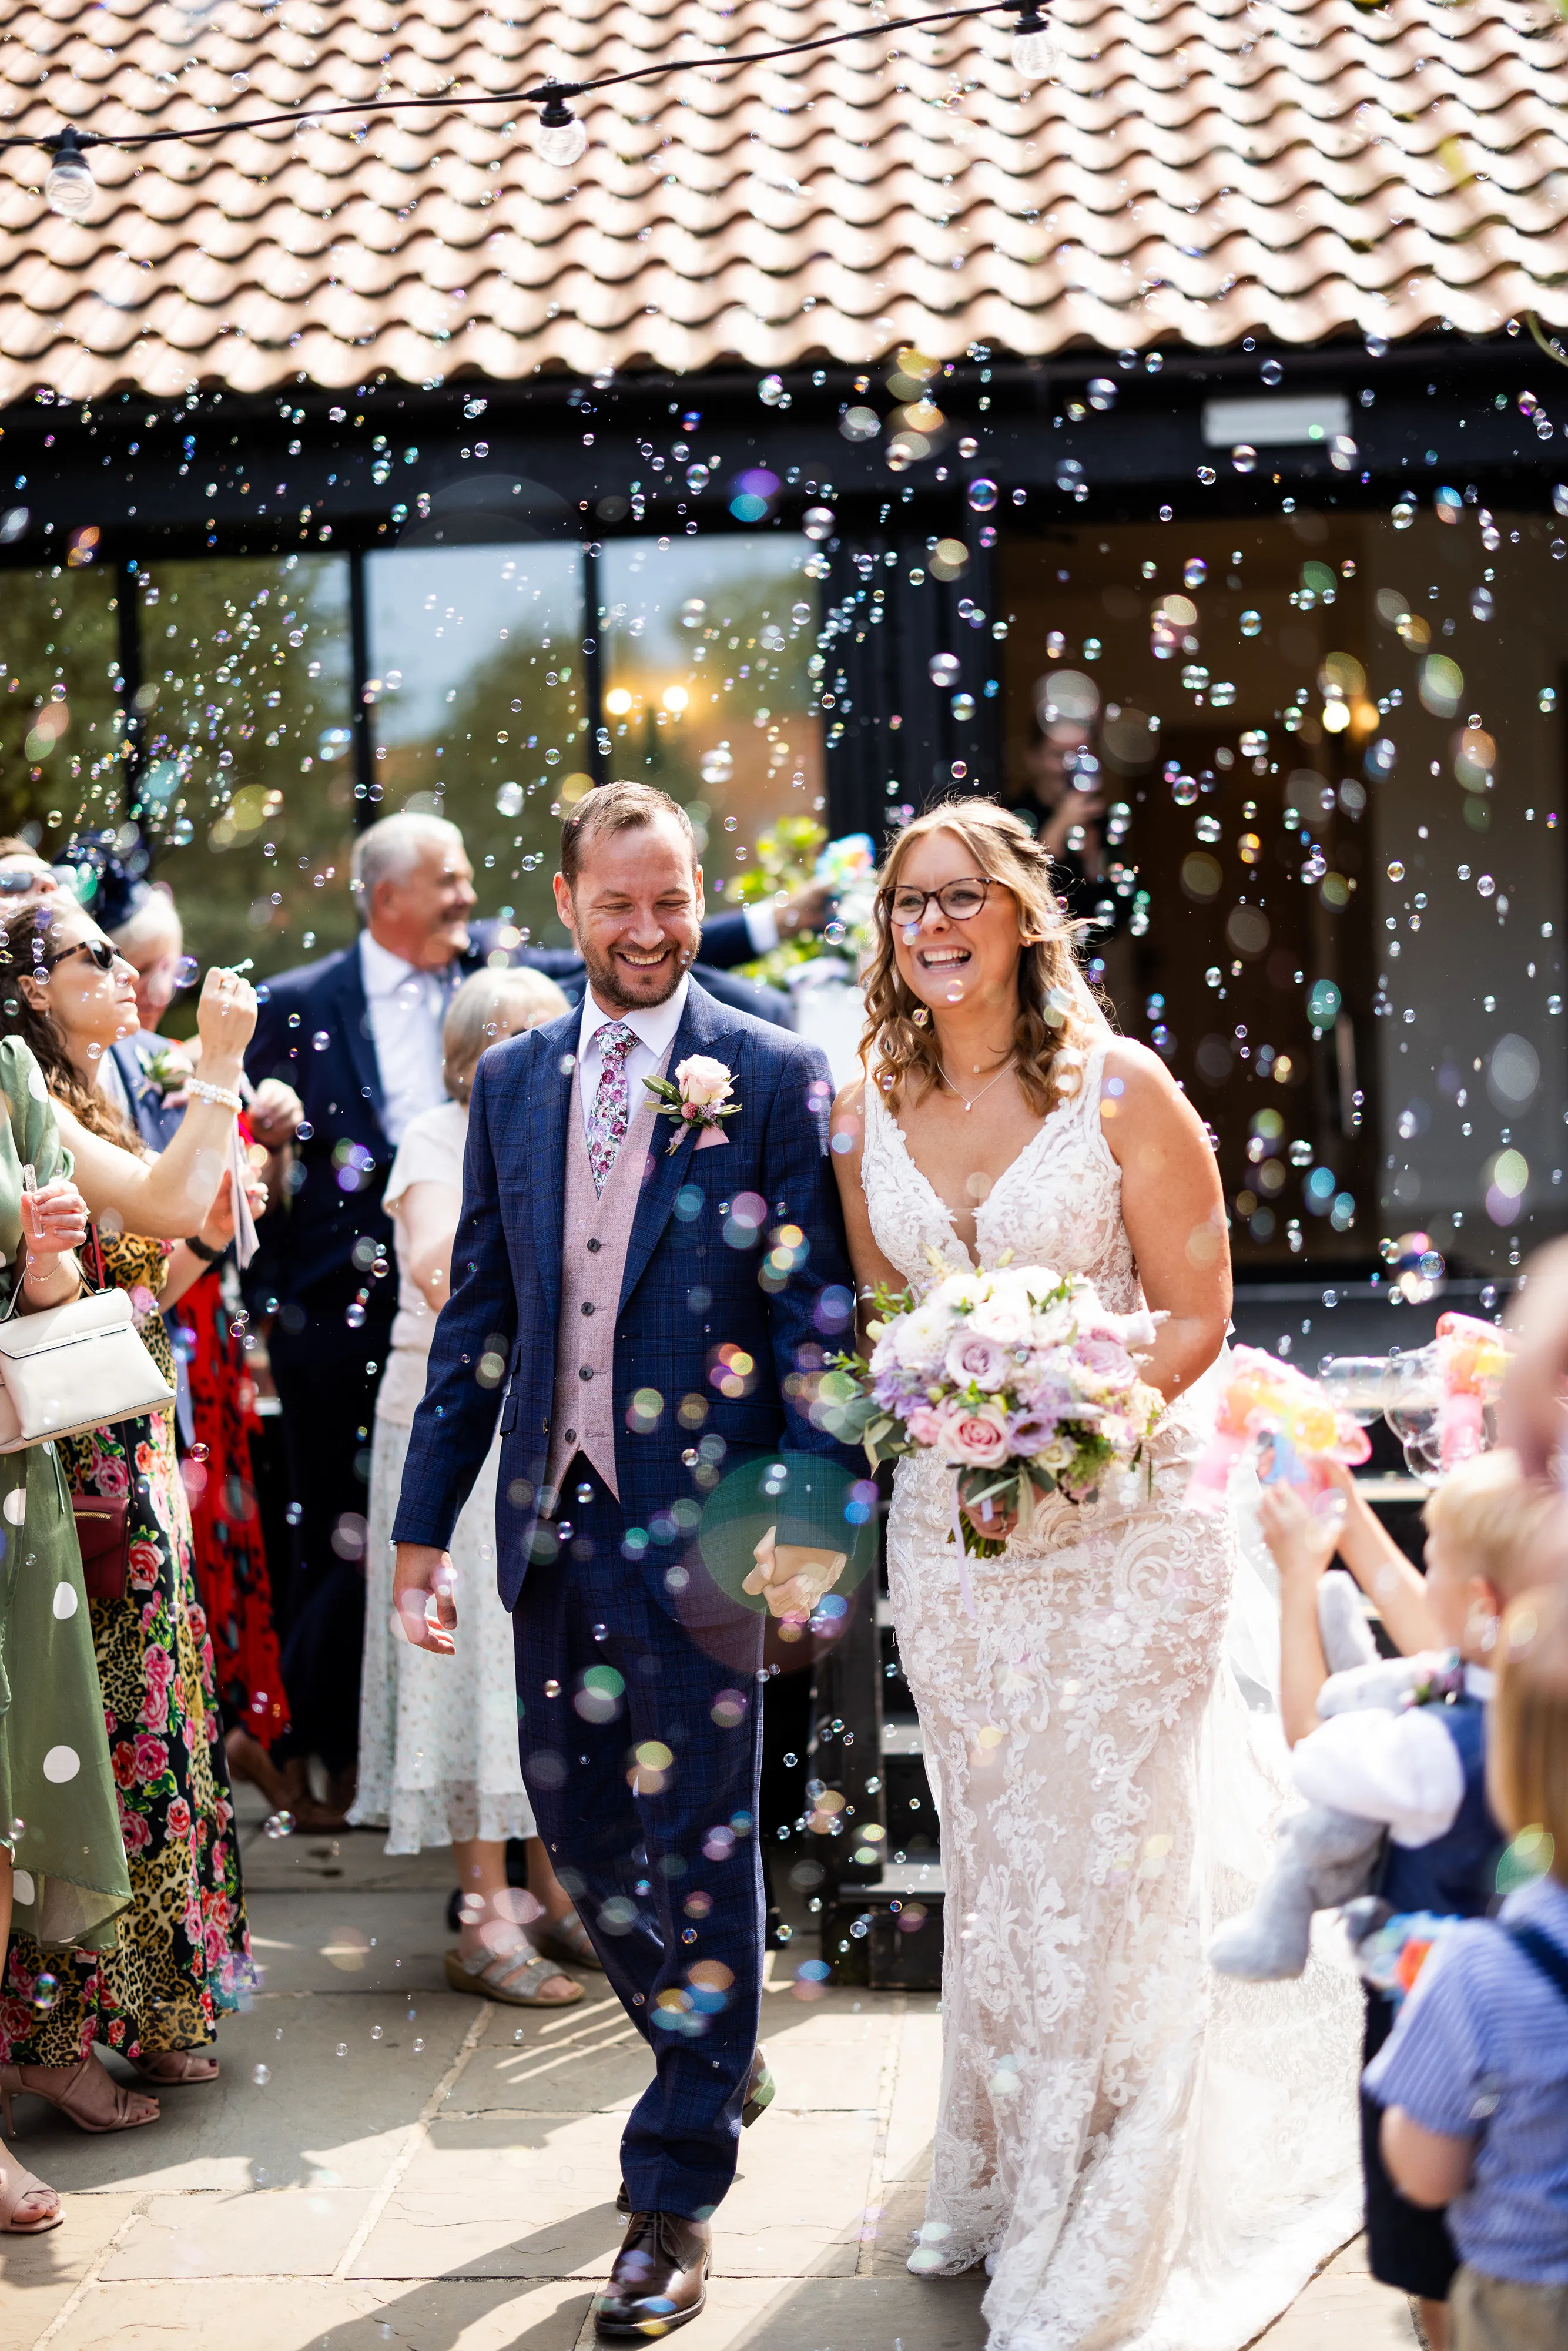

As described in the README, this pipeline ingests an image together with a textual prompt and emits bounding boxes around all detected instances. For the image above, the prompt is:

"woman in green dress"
[0,901,259,2121]
[0,1035,132,2231]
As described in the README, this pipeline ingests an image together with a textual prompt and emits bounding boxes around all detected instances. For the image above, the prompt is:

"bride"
[830,801,1360,2350]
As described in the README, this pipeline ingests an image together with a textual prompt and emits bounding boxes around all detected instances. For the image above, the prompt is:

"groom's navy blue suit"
[393,977,858,2217]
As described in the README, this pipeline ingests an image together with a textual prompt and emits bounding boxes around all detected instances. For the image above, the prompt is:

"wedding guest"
[1261,1453,1557,2351]
[0,900,259,2105]
[248,807,792,1816]
[0,1049,130,2223]
[354,966,590,2005]
[1369,1580,1568,2351]
[0,839,62,900]
[107,883,299,1815]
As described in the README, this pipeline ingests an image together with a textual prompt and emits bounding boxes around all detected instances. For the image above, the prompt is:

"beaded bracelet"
[189,1079,243,1112]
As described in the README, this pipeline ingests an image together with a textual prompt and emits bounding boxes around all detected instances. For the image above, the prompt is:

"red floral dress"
[171,1267,289,1746]
[0,1237,251,2063]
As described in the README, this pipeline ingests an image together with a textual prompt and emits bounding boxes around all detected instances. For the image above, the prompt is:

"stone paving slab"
[4,1996,474,2198]
[1254,2239,1418,2348]
[0,2193,140,2351]
[0,1851,1419,2351]
[36,2276,594,2351]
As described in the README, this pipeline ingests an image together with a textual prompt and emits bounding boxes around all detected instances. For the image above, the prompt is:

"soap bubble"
[1388,861,1405,882]
[32,1971,58,2011]
[252,2062,270,2085]
[496,781,524,817]
[966,478,999,512]
[929,653,961,688]
[263,1810,294,1840]
[1231,444,1257,474]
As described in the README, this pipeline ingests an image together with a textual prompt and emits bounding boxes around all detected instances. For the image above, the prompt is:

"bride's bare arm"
[830,1080,905,1347]
[1098,1039,1231,1404]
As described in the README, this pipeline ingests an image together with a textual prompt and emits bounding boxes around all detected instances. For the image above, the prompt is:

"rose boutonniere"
[138,1041,193,1100]
[644,1055,739,1156]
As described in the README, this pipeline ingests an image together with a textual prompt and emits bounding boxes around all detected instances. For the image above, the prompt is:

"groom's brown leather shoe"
[594,2211,711,2336]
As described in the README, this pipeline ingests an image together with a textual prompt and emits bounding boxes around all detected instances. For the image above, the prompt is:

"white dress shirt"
[1291,1662,1495,1849]
[576,974,690,1141]
[360,930,453,1149]
[743,902,779,956]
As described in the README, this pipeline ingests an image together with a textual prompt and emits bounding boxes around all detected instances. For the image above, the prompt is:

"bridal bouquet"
[831,1261,1165,1558]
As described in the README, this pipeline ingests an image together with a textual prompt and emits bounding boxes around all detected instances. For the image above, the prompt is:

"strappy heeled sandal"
[530,1906,604,1972]
[0,2055,160,2135]
[0,2153,61,2234]
[443,1946,585,2007]
[128,2048,219,2085]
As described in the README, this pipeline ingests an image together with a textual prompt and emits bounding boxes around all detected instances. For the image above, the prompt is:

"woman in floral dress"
[0,897,260,2118]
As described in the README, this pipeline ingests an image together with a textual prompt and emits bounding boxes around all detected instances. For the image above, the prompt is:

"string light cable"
[8,0,1057,216]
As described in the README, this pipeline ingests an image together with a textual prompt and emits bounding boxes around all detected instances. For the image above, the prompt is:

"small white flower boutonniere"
[644,1054,740,1156]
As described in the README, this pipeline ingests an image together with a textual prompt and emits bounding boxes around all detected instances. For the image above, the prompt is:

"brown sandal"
[531,1907,604,1971]
[0,2054,159,2135]
[444,1947,584,2007]
[128,2048,220,2085]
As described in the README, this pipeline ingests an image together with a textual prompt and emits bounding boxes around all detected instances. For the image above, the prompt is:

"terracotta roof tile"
[2,0,1567,399]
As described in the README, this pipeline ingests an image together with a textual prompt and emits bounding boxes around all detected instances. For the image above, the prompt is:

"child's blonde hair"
[1421,1448,1558,1602]
[1491,1585,1568,1887]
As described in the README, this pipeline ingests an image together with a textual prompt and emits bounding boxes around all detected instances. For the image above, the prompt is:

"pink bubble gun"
[1189,1345,1372,1512]
[1433,1311,1510,1470]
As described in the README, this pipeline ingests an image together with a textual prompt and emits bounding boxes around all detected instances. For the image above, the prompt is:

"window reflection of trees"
[599,537,823,907]
[367,546,584,947]
[0,565,122,839]
[132,555,354,981]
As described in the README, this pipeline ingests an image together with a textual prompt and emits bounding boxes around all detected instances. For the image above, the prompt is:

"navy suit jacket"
[246,930,791,1315]
[391,979,859,1613]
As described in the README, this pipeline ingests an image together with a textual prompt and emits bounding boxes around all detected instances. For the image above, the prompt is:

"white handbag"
[0,1280,176,1453]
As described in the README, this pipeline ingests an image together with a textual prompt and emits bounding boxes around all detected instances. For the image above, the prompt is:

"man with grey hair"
[246,809,547,1811]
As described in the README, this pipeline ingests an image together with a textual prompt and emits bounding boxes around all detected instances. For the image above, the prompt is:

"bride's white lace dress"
[861,1043,1361,2350]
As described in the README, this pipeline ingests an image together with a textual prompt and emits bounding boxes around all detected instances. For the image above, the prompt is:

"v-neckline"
[877,1069,1094,1270]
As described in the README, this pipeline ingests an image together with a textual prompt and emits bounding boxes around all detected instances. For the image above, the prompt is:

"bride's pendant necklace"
[937,1056,1014,1113]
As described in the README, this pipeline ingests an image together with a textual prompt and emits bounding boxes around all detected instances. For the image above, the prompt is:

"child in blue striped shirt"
[1366,1581,1568,2351]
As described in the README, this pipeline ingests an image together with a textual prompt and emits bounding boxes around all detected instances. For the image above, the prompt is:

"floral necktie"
[585,1020,638,1195]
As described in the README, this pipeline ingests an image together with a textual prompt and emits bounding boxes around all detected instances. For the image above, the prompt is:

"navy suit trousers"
[512,1462,766,2219]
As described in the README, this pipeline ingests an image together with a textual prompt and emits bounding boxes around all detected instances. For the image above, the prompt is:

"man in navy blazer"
[391,785,858,2334]
[246,812,794,1807]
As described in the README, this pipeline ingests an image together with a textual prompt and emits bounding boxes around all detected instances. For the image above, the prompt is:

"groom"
[391,780,856,2334]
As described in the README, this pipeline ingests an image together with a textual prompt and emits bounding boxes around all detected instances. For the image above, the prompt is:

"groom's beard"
[575,927,696,1012]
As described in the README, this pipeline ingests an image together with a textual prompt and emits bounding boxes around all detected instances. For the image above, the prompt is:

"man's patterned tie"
[585,1021,638,1195]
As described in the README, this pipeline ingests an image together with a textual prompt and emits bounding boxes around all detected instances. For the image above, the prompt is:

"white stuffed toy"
[1208,1569,1459,1982]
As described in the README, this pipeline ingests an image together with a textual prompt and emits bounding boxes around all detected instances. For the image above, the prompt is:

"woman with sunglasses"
[825,803,1358,2348]
[0,897,261,2129]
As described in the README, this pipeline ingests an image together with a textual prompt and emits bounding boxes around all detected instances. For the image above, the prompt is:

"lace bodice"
[860,1035,1140,1316]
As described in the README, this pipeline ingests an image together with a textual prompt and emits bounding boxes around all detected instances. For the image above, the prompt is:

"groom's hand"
[393,1542,457,1655]
[743,1528,847,1623]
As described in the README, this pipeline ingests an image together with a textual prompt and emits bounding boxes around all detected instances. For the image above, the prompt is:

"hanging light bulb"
[44,129,95,219]
[533,90,588,170]
[1010,1,1057,79]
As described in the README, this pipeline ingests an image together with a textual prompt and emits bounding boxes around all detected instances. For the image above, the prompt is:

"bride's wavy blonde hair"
[858,799,1108,1114]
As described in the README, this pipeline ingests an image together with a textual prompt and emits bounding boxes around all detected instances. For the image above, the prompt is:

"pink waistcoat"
[544,1047,672,1505]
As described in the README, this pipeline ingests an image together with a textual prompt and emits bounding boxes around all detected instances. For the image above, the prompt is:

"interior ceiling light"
[1,1,1048,188]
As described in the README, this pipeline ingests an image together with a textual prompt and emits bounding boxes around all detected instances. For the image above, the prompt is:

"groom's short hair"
[561,780,695,890]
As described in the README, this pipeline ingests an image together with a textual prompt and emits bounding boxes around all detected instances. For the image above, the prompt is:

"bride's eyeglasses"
[883,876,997,926]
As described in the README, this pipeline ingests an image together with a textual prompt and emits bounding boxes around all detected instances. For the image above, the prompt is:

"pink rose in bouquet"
[826,1261,1164,1559]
